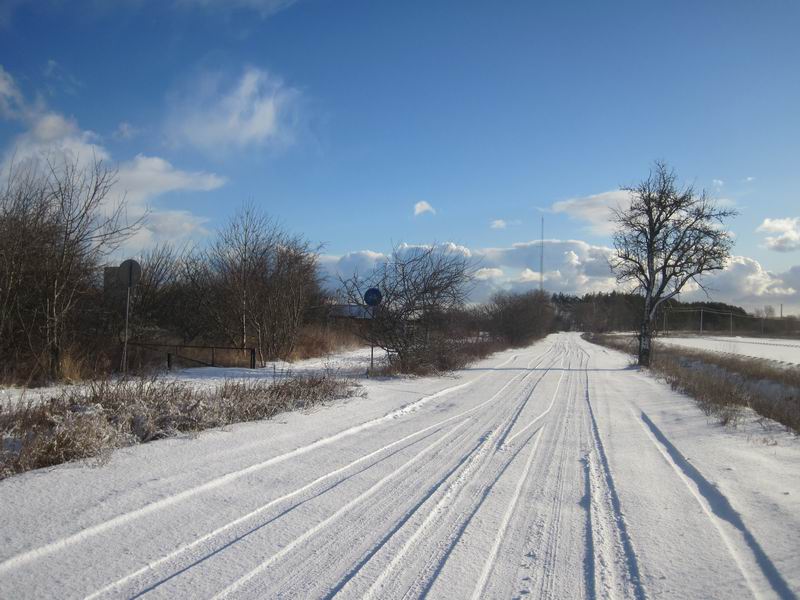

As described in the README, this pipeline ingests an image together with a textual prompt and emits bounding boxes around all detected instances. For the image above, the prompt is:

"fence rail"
[127,341,257,370]
[662,307,800,338]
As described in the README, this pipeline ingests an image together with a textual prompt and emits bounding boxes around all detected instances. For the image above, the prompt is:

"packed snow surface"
[658,335,800,366]
[1,333,798,599]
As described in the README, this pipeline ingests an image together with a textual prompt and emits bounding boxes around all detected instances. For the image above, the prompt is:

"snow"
[1,333,798,598]
[0,346,378,408]
[657,335,800,366]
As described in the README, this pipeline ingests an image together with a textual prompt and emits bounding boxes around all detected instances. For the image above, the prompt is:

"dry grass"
[371,338,512,377]
[0,373,359,480]
[587,333,800,433]
[288,324,363,361]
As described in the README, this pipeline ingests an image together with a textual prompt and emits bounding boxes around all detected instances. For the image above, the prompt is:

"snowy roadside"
[0,334,798,598]
[0,346,378,409]
[607,332,800,367]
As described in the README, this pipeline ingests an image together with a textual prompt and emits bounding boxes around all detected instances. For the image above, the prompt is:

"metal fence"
[127,342,257,370]
[662,307,800,338]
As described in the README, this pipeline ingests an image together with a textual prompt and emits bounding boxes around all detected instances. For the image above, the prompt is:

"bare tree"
[181,205,321,363]
[0,156,141,380]
[610,161,737,366]
[341,244,473,372]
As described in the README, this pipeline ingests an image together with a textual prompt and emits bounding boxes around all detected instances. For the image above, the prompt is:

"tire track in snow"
[355,346,569,599]
[578,342,647,600]
[470,425,547,600]
[0,349,528,579]
[637,410,796,600]
[208,420,473,599]
[93,427,446,599]
[527,348,580,599]
[318,347,562,599]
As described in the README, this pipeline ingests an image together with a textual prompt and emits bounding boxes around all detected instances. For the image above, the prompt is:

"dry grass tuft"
[0,373,359,480]
[288,324,363,361]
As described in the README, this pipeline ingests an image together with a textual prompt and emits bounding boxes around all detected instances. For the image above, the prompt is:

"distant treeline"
[552,292,800,337]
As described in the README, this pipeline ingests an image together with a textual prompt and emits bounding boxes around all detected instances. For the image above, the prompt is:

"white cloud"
[114,121,139,140]
[413,200,436,216]
[319,250,388,280]
[757,217,800,252]
[0,66,224,250]
[490,219,506,229]
[475,267,504,281]
[176,0,298,16]
[124,210,211,251]
[744,176,756,183]
[680,256,796,307]
[0,64,28,119]
[41,59,81,96]
[712,179,724,188]
[168,66,300,153]
[550,189,633,235]
[1,0,298,25]
[116,154,225,205]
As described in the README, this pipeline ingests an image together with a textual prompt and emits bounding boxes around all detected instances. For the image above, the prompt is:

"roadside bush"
[0,373,359,479]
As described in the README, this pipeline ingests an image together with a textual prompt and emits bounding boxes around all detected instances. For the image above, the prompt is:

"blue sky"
[1,0,799,310]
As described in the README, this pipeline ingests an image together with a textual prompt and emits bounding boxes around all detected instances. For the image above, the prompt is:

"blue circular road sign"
[364,287,383,307]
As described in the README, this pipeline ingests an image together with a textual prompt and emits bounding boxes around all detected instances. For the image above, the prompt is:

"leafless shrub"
[340,244,474,373]
[0,373,358,479]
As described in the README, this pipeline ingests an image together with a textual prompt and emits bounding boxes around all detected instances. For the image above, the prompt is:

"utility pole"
[539,216,544,292]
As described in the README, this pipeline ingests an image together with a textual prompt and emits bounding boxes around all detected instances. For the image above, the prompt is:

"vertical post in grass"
[730,312,733,336]
[250,348,256,369]
[700,308,704,334]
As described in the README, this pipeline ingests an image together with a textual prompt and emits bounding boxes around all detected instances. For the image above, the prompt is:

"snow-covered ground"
[657,335,800,366]
[1,333,798,599]
[0,346,378,408]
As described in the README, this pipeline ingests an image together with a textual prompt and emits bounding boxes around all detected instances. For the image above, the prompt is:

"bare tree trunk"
[638,318,652,366]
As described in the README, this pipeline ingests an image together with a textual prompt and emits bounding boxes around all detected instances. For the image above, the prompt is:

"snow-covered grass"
[589,333,800,432]
[1,333,798,598]
[0,346,377,409]
[0,373,360,480]
[658,334,800,366]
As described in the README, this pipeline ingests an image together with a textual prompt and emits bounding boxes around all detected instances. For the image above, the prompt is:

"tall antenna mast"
[539,215,544,291]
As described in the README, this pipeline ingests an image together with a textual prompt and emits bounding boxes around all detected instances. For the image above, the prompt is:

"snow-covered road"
[1,333,798,599]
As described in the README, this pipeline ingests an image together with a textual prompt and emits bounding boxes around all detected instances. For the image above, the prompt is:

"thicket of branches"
[0,158,139,382]
[0,160,325,383]
[2,158,566,383]
[340,246,557,373]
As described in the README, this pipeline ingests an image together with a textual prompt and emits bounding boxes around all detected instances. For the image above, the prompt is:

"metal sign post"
[364,287,383,373]
[118,259,142,374]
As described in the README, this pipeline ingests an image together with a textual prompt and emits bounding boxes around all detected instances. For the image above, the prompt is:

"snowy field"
[1,333,798,598]
[658,335,800,366]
